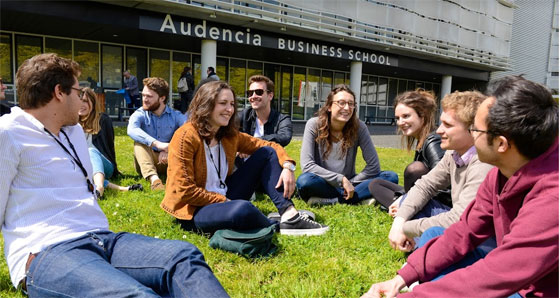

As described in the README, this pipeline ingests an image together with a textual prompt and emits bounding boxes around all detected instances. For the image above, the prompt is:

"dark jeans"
[296,171,399,204]
[25,231,229,297]
[417,226,498,281]
[180,147,293,234]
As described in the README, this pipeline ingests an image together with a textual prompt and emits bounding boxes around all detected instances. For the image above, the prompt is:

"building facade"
[491,0,559,96]
[0,0,514,122]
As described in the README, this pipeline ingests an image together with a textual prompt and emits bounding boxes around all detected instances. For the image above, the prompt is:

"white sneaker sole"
[358,198,376,205]
[279,226,330,236]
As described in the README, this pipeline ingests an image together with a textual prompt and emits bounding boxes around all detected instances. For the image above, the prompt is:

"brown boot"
[151,179,165,191]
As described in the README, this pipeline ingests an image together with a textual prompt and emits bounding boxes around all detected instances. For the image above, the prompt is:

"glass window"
[360,75,368,115]
[320,70,333,103]
[264,63,281,110]
[377,77,388,106]
[149,49,170,84]
[45,37,71,59]
[280,65,292,115]
[172,52,191,93]
[407,80,416,91]
[247,61,263,80]
[101,45,123,89]
[306,68,321,120]
[126,47,147,93]
[367,76,377,105]
[398,79,407,95]
[217,57,228,82]
[229,59,247,108]
[0,33,13,83]
[388,78,398,107]
[16,35,42,71]
[424,83,433,92]
[193,55,201,86]
[74,40,99,84]
[334,72,345,86]
[292,67,306,120]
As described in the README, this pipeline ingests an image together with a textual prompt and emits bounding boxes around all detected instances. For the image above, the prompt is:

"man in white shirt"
[0,53,228,297]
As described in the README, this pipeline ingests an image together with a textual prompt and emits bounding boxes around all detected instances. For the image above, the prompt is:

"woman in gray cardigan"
[296,85,398,205]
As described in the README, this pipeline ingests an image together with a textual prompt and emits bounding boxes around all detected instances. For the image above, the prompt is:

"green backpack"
[209,225,278,258]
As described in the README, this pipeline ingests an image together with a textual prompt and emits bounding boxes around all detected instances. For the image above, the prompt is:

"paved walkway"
[291,122,401,149]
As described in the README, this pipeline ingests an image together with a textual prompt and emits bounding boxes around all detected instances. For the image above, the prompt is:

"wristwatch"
[283,162,296,172]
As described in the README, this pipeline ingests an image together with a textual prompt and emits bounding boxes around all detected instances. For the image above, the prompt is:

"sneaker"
[358,198,376,205]
[306,196,338,206]
[151,179,165,191]
[267,210,316,222]
[279,213,329,236]
[128,184,144,191]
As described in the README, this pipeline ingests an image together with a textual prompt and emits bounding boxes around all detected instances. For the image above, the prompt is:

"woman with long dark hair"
[162,81,328,236]
[296,84,398,205]
[79,87,143,197]
[368,89,447,212]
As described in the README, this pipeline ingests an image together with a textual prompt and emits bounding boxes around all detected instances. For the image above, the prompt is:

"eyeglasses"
[333,100,356,109]
[468,126,491,135]
[246,89,270,97]
[71,87,85,99]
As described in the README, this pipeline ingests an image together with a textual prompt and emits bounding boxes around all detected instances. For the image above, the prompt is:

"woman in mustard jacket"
[162,81,328,236]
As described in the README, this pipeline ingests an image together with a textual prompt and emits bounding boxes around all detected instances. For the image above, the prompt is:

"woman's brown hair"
[315,84,359,158]
[187,81,238,142]
[79,87,102,134]
[394,89,437,151]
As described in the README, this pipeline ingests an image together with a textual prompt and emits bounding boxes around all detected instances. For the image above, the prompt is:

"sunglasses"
[246,89,270,97]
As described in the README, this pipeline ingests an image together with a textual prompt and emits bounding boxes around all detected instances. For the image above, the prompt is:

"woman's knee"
[226,200,259,220]
[296,172,318,189]
[379,171,399,184]
[252,146,276,160]
[404,161,429,180]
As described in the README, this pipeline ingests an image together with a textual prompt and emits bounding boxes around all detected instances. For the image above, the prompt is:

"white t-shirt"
[0,107,109,287]
[253,120,264,138]
[204,142,228,196]
[323,141,346,173]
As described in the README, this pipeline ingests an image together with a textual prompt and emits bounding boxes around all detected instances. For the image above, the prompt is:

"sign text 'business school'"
[143,14,397,66]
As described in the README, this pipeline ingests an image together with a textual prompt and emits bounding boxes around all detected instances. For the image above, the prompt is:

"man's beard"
[144,101,161,112]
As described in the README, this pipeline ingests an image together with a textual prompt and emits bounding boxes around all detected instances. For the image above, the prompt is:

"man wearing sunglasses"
[239,75,293,149]
[363,76,558,298]
[0,53,228,297]
[0,77,10,116]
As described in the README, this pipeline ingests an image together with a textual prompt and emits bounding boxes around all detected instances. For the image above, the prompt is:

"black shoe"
[128,184,144,191]
[267,210,315,222]
[279,213,329,236]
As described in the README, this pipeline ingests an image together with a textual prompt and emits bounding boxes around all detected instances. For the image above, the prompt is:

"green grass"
[0,127,413,298]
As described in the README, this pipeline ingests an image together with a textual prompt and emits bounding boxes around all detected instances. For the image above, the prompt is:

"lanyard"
[44,128,95,195]
[206,141,226,189]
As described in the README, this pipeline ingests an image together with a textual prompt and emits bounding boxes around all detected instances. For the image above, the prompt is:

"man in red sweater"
[362,76,558,298]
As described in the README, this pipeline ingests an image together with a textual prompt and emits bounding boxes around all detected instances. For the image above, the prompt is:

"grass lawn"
[0,127,413,298]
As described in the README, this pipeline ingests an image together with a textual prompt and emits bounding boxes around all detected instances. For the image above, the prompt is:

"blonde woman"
[79,87,142,197]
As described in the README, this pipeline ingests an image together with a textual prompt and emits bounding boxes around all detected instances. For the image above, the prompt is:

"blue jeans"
[89,147,114,188]
[296,171,398,204]
[399,196,452,246]
[182,147,292,233]
[398,194,452,220]
[25,231,229,297]
[417,227,498,281]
